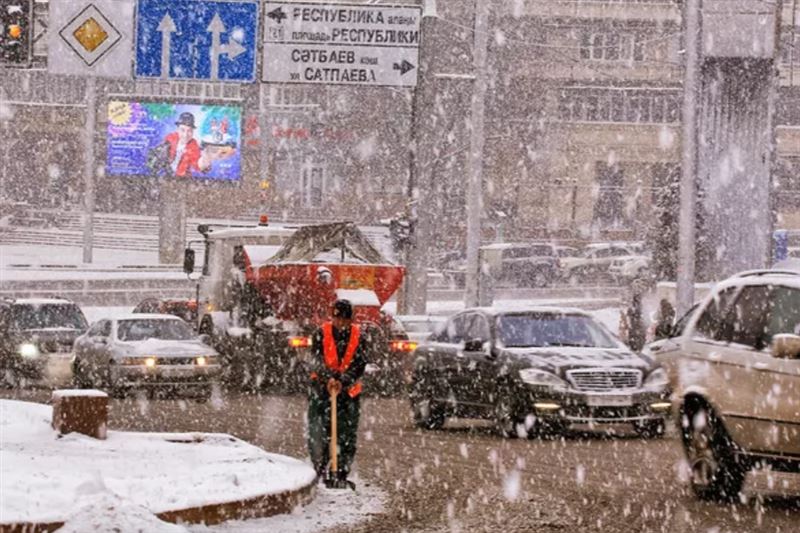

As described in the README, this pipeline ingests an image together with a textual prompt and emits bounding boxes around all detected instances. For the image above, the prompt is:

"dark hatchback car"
[409,306,670,438]
[0,298,89,385]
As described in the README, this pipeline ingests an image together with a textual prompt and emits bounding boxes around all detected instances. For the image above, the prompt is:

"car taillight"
[389,340,418,352]
[288,336,312,348]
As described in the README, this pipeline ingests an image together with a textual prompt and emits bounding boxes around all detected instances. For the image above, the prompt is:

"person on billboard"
[163,112,213,177]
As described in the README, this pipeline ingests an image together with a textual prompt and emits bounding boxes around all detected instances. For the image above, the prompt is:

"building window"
[302,166,325,207]
[581,32,643,62]
[557,87,681,124]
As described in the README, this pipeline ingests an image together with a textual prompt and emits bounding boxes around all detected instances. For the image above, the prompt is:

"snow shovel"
[325,387,354,490]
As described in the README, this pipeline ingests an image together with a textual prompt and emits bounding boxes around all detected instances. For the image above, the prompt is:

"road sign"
[262,2,421,87]
[135,0,259,82]
[49,0,134,77]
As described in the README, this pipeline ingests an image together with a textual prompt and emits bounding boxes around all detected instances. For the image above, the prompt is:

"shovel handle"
[330,390,338,474]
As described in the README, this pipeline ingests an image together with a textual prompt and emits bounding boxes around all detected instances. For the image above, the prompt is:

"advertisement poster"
[106,101,242,181]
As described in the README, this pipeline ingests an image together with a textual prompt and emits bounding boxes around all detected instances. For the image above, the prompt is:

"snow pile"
[0,399,316,526]
[57,492,188,533]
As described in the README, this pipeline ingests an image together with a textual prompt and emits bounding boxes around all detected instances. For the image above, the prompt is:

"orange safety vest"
[312,322,363,398]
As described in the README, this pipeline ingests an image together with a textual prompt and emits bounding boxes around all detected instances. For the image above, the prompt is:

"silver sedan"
[72,314,221,399]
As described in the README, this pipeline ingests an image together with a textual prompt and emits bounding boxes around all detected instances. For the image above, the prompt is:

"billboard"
[106,101,242,181]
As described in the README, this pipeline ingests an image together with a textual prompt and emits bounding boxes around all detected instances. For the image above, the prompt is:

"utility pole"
[676,0,701,315]
[464,0,490,307]
[403,0,438,315]
[82,77,96,264]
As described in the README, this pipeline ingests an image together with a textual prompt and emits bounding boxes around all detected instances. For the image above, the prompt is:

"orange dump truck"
[189,221,413,392]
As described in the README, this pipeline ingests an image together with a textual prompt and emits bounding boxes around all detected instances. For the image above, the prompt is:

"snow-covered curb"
[0,400,316,529]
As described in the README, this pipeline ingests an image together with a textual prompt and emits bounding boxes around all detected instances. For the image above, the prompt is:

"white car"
[666,270,800,501]
[72,314,221,399]
[396,315,447,344]
[609,255,651,280]
[561,243,639,280]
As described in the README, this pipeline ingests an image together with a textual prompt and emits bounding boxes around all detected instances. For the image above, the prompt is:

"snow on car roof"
[114,314,183,321]
[9,298,74,305]
[469,304,590,316]
[480,242,528,250]
[714,270,800,292]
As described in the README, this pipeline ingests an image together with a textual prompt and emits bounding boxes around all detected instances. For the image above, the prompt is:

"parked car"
[133,298,198,326]
[72,314,221,399]
[609,255,652,281]
[666,269,800,501]
[561,243,639,281]
[409,306,670,438]
[480,243,560,288]
[0,297,89,386]
[555,245,581,258]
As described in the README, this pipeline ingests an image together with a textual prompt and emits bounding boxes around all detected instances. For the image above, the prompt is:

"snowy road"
[3,390,799,532]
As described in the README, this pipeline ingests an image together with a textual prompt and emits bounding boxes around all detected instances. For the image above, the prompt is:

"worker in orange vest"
[307,299,367,487]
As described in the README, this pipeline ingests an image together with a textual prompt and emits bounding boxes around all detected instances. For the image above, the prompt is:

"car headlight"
[518,368,567,388]
[18,343,39,359]
[644,368,669,388]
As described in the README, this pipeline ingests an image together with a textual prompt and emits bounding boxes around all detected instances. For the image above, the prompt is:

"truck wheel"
[682,404,746,501]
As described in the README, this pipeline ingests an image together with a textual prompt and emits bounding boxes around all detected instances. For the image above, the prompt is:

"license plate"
[587,394,633,407]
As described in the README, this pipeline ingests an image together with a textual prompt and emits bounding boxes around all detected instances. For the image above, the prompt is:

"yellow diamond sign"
[59,4,121,67]
[73,18,108,53]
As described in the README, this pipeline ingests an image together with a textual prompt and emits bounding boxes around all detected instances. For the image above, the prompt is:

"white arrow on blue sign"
[135,0,258,82]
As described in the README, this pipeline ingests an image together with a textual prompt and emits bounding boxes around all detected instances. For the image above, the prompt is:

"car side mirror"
[463,338,487,352]
[183,248,196,275]
[771,334,800,359]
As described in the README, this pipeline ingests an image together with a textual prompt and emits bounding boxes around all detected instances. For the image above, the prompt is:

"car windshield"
[117,319,196,342]
[496,313,620,348]
[12,304,88,331]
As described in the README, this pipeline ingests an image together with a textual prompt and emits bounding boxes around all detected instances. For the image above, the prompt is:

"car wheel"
[682,405,746,501]
[494,389,530,438]
[410,378,445,430]
[634,419,666,439]
[71,358,93,389]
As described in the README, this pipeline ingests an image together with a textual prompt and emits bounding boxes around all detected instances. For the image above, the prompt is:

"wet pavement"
[3,388,799,532]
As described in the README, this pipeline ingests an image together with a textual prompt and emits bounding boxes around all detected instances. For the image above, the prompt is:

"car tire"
[410,378,445,430]
[634,419,666,439]
[682,404,746,501]
[494,388,530,438]
[72,357,97,389]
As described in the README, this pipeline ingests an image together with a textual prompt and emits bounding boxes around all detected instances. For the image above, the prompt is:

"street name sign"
[48,0,134,77]
[135,0,259,82]
[262,2,422,87]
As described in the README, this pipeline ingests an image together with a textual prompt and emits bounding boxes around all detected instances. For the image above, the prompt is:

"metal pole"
[82,77,96,264]
[403,1,438,315]
[464,0,490,307]
[676,0,701,315]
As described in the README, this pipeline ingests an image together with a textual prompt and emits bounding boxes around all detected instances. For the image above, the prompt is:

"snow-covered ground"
[191,482,386,533]
[0,399,316,526]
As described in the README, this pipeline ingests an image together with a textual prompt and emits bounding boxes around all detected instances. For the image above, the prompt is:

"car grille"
[155,357,197,366]
[566,368,642,391]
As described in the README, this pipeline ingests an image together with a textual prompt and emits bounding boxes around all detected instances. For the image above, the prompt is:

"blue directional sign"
[135,0,258,82]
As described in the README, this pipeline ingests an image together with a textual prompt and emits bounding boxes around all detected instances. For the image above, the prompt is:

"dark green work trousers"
[307,390,360,479]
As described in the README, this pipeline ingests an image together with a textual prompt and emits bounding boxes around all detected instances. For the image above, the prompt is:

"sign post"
[49,0,135,263]
[262,2,421,87]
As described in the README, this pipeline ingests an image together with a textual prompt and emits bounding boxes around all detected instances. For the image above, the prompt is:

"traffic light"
[0,0,32,66]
